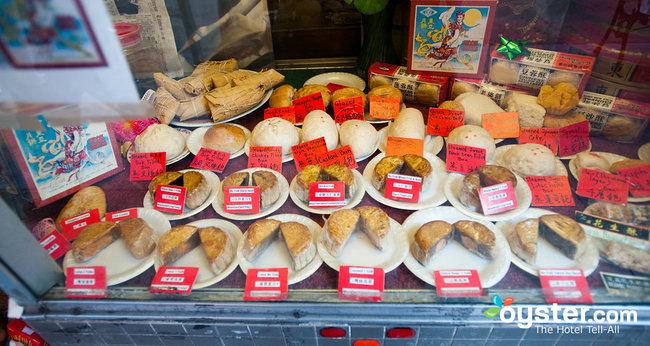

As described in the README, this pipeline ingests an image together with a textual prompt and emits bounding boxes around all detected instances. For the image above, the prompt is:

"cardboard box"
[368,62,449,107]
[407,0,498,78]
[7,319,50,346]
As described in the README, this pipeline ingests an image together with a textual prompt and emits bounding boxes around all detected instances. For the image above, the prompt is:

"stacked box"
[368,62,449,107]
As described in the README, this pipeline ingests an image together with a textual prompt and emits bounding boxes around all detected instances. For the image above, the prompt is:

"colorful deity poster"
[408,0,497,77]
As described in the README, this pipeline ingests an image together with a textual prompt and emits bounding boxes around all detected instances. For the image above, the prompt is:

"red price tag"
[244,268,288,301]
[309,181,346,208]
[154,185,186,214]
[338,266,384,302]
[525,176,575,207]
[478,181,518,215]
[292,93,325,123]
[427,108,464,136]
[386,137,424,157]
[326,83,348,93]
[446,143,486,174]
[617,165,650,197]
[248,146,283,173]
[519,127,559,155]
[539,268,593,304]
[434,269,483,297]
[190,148,230,173]
[482,112,520,139]
[65,266,106,299]
[40,230,72,260]
[369,96,400,120]
[319,145,358,170]
[558,121,590,157]
[130,152,166,181]
[333,96,364,124]
[149,267,199,295]
[105,208,138,223]
[224,186,261,214]
[264,106,296,124]
[291,137,328,171]
[384,173,422,203]
[60,208,101,241]
[576,168,629,204]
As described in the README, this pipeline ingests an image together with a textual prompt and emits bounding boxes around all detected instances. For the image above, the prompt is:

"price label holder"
[481,112,520,138]
[617,165,650,197]
[264,106,296,124]
[190,148,230,173]
[386,137,424,157]
[130,152,166,181]
[338,266,384,302]
[333,96,364,124]
[369,96,400,120]
[60,208,101,241]
[319,145,358,169]
[519,127,559,155]
[244,268,288,301]
[309,181,346,208]
[576,168,629,204]
[291,137,328,171]
[434,270,483,297]
[539,268,593,304]
[384,173,421,203]
[478,181,517,215]
[600,272,650,297]
[40,230,72,260]
[574,211,649,250]
[106,208,138,223]
[154,185,186,214]
[525,176,575,207]
[558,121,590,157]
[292,93,325,123]
[65,266,106,299]
[149,267,199,295]
[224,186,260,214]
[248,146,283,173]
[446,143,486,174]
[427,108,464,136]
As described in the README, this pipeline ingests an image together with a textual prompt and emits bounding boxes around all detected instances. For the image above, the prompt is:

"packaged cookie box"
[368,62,449,107]
[449,76,535,107]
[488,47,595,94]
[574,91,650,143]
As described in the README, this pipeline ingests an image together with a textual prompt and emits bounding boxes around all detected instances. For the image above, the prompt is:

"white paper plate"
[378,126,444,156]
[444,173,532,222]
[638,142,650,162]
[362,152,448,210]
[128,128,191,165]
[494,208,599,277]
[558,140,592,160]
[63,208,171,286]
[143,169,220,220]
[289,169,365,215]
[213,168,289,221]
[186,124,251,159]
[170,89,272,128]
[237,214,323,284]
[494,145,568,177]
[317,217,408,272]
[304,72,366,91]
[568,152,650,203]
[401,206,511,288]
[152,219,242,289]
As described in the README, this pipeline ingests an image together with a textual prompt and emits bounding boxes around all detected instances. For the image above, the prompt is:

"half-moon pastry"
[321,209,361,256]
[371,155,405,191]
[509,218,538,265]
[221,171,250,188]
[538,214,586,260]
[148,172,183,199]
[320,164,356,199]
[356,206,390,251]
[199,226,233,275]
[252,170,281,209]
[71,221,119,262]
[402,154,433,191]
[183,171,211,209]
[279,221,316,270]
[241,219,282,261]
[411,220,454,266]
[295,164,323,202]
[453,220,496,259]
[117,218,155,259]
[157,225,200,267]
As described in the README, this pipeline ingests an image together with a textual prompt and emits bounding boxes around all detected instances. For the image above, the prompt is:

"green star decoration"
[496,36,531,60]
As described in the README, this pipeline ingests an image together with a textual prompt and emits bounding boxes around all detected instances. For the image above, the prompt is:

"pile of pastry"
[153,58,284,124]
[158,224,233,275]
[295,163,356,203]
[222,170,280,210]
[372,154,432,192]
[71,218,155,263]
[242,218,316,270]
[321,207,392,256]
[149,171,211,210]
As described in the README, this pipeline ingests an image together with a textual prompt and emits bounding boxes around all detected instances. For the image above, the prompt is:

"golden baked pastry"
[369,75,392,89]
[221,171,250,188]
[415,83,440,106]
[157,225,200,267]
[252,170,281,209]
[321,164,356,199]
[321,209,361,256]
[367,85,403,104]
[295,164,323,202]
[148,172,184,200]
[56,186,107,230]
[242,219,281,261]
[371,155,405,191]
[477,165,518,188]
[269,84,296,108]
[453,220,496,259]
[459,171,482,212]
[538,214,586,260]
[294,84,332,108]
[402,154,433,191]
[356,206,390,251]
[332,87,368,108]
[71,221,119,262]
[610,159,650,174]
[183,171,211,209]
[411,220,454,266]
[279,221,316,270]
[199,226,233,275]
[438,100,465,112]
[509,218,538,265]
[117,218,155,259]
[602,116,642,141]
[202,124,246,154]
[543,111,588,129]
[537,82,580,116]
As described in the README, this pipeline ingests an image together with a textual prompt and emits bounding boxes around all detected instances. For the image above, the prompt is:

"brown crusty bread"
[242,219,282,261]
[157,225,200,267]
[117,218,155,259]
[453,220,496,259]
[252,170,280,209]
[71,221,119,262]
[411,220,454,266]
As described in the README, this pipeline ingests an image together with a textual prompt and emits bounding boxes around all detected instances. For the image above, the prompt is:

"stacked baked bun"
[269,84,332,109]
[371,154,433,192]
[222,170,281,210]
[459,165,517,213]
[295,164,356,203]
[320,206,391,256]
[71,217,156,262]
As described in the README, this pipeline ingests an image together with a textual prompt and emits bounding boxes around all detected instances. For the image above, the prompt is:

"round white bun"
[502,143,556,177]
[133,123,185,159]
[388,107,425,140]
[447,125,496,161]
[454,92,505,126]
[301,109,338,150]
[575,152,610,172]
[202,124,246,154]
[339,120,378,159]
[251,117,300,155]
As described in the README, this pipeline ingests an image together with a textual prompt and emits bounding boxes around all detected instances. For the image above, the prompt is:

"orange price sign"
[482,112,520,138]
[385,137,424,157]
[369,96,400,120]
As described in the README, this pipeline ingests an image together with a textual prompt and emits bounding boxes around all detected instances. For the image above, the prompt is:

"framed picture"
[0,0,107,68]
[407,0,498,78]
[3,116,123,207]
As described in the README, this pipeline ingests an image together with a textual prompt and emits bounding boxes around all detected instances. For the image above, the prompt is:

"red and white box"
[434,269,483,297]
[338,266,385,302]
[149,267,199,295]
[539,268,593,304]
[368,62,449,107]
[7,319,49,346]
[65,266,107,298]
[244,268,288,301]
